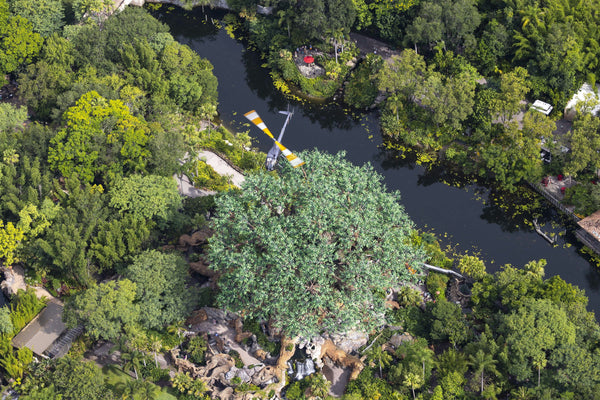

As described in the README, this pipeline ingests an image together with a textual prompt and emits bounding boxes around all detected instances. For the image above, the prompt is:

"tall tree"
[0,0,42,76]
[8,0,64,37]
[124,250,196,330]
[501,298,576,382]
[108,174,181,223]
[565,113,600,178]
[377,50,426,103]
[468,349,499,394]
[489,67,530,126]
[208,150,425,338]
[63,279,140,341]
[48,91,151,183]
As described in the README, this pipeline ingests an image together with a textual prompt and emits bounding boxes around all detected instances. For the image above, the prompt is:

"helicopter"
[244,109,305,171]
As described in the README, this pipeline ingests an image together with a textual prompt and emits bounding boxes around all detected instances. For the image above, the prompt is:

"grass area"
[102,365,178,400]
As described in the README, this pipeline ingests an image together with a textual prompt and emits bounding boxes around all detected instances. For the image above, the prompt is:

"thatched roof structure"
[577,210,600,241]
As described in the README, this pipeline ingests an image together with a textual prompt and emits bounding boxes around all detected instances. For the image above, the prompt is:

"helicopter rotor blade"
[244,110,274,140]
[245,110,305,168]
[274,140,305,168]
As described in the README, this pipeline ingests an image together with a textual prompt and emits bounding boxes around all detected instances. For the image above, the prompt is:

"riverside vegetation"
[0,1,600,400]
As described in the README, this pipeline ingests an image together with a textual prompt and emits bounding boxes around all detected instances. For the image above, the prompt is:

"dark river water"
[154,7,600,314]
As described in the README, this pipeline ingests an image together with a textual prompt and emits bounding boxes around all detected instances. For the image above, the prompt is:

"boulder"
[389,332,414,348]
[329,330,369,354]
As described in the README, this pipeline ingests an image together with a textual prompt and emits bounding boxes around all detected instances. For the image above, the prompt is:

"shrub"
[426,273,449,300]
[185,335,207,365]
[242,318,280,356]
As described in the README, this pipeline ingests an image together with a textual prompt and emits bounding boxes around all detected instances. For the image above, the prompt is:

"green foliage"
[187,160,233,192]
[0,306,13,334]
[109,174,182,222]
[185,335,207,365]
[242,318,280,355]
[500,298,576,382]
[8,288,46,335]
[428,299,469,347]
[19,356,114,400]
[124,250,195,330]
[344,53,383,109]
[457,254,487,280]
[563,182,600,216]
[0,3,42,75]
[63,279,140,341]
[8,0,64,37]
[471,264,543,315]
[396,286,422,308]
[425,272,448,300]
[0,219,24,266]
[48,91,151,183]
[209,150,425,337]
[0,103,27,133]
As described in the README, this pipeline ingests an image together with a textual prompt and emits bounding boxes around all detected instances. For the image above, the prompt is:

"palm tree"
[532,354,547,387]
[403,372,423,400]
[149,333,163,368]
[435,348,468,378]
[397,338,434,380]
[511,386,534,400]
[277,9,292,38]
[367,345,393,378]
[468,350,499,395]
[167,320,185,343]
[138,380,160,400]
[116,379,143,399]
[122,350,144,380]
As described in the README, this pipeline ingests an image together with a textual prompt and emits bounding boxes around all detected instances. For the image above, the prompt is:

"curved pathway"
[174,150,246,198]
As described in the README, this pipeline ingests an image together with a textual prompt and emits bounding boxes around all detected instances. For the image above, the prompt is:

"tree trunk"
[411,385,416,399]
[378,357,382,378]
[481,370,484,394]
[154,352,158,368]
[134,366,139,380]
[334,40,339,64]
[538,366,541,387]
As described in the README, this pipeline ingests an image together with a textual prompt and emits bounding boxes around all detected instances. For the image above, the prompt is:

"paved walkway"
[174,150,246,198]
[197,150,246,188]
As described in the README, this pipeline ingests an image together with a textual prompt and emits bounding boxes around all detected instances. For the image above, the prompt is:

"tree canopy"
[124,250,196,330]
[208,150,425,337]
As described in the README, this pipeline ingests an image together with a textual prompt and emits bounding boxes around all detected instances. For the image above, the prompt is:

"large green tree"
[63,279,140,341]
[501,297,576,382]
[124,250,196,330]
[109,174,181,223]
[48,91,151,183]
[8,0,64,37]
[19,356,114,400]
[208,150,425,337]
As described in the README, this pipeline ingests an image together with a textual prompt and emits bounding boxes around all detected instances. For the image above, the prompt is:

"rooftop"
[12,299,67,358]
[577,210,600,241]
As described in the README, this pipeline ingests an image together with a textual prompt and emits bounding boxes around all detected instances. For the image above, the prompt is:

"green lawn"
[102,365,178,400]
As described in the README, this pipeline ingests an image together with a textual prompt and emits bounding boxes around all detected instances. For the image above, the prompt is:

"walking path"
[174,150,246,198]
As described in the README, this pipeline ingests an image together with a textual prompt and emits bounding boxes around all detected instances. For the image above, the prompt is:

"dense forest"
[1,0,600,399]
